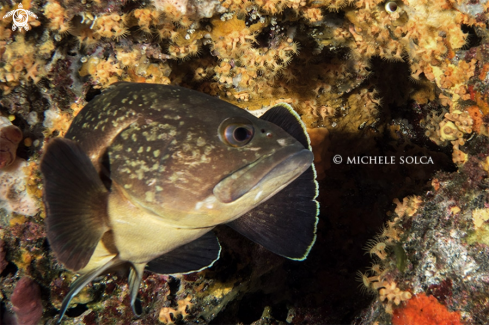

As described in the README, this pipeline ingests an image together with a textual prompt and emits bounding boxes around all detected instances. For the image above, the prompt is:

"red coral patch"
[392,293,462,325]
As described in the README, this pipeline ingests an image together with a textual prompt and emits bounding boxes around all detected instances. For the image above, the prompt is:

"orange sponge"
[392,293,462,325]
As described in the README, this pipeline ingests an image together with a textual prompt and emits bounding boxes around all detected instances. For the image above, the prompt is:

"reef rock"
[0,158,39,217]
[11,277,43,325]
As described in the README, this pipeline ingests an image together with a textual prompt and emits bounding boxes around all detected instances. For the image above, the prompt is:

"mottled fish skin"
[67,83,307,228]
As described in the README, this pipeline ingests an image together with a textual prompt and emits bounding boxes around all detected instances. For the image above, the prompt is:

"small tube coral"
[11,277,43,325]
[364,238,388,260]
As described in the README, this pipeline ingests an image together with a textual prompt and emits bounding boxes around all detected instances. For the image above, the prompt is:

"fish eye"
[218,118,254,147]
[385,1,398,13]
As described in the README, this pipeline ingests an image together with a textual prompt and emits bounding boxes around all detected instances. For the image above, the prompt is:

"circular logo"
[333,155,342,164]
[13,10,28,26]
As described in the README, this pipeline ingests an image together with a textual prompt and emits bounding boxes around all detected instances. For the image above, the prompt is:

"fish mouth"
[213,143,313,204]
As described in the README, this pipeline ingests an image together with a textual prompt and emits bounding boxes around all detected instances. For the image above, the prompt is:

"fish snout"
[213,143,313,203]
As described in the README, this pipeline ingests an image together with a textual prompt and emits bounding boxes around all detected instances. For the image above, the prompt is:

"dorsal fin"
[41,138,109,271]
[260,103,311,150]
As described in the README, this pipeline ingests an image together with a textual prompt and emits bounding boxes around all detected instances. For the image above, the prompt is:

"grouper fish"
[40,82,319,323]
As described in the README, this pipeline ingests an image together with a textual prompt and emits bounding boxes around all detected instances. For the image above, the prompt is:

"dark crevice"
[0,262,18,277]
[85,86,101,102]
[462,24,482,49]
[65,303,89,317]
[236,291,268,323]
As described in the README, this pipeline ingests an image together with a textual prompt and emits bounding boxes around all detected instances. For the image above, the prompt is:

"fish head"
[107,95,313,227]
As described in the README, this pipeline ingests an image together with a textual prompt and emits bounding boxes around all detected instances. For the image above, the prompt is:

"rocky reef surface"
[2,0,489,324]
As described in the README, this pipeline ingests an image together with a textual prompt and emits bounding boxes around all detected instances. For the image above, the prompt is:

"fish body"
[41,83,319,323]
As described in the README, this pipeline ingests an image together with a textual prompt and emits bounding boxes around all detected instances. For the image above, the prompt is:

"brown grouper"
[40,82,319,323]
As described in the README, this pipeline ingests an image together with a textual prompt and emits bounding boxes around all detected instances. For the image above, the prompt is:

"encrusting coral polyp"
[357,195,422,315]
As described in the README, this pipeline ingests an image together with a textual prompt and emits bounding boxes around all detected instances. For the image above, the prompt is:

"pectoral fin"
[146,231,221,274]
[41,138,109,271]
[227,166,319,260]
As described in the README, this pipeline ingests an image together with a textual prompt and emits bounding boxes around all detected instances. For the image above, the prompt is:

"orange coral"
[379,281,412,314]
[467,105,483,133]
[211,16,262,56]
[93,14,128,39]
[392,293,462,325]
[0,34,47,93]
[393,195,422,219]
[133,8,160,33]
[44,1,70,33]
[303,8,323,23]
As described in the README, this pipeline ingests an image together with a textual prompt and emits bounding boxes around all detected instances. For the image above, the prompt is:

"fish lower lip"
[213,145,313,203]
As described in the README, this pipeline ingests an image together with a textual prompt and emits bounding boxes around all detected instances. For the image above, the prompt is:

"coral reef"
[356,136,489,324]
[1,0,489,323]
[11,276,43,325]
[0,157,39,217]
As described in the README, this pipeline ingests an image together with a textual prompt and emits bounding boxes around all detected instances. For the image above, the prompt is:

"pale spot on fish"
[145,191,155,202]
[112,144,123,151]
[196,196,217,210]
[153,150,160,158]
[195,201,204,210]
[169,173,179,183]
[277,138,288,146]
[196,137,206,147]
[254,191,263,202]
